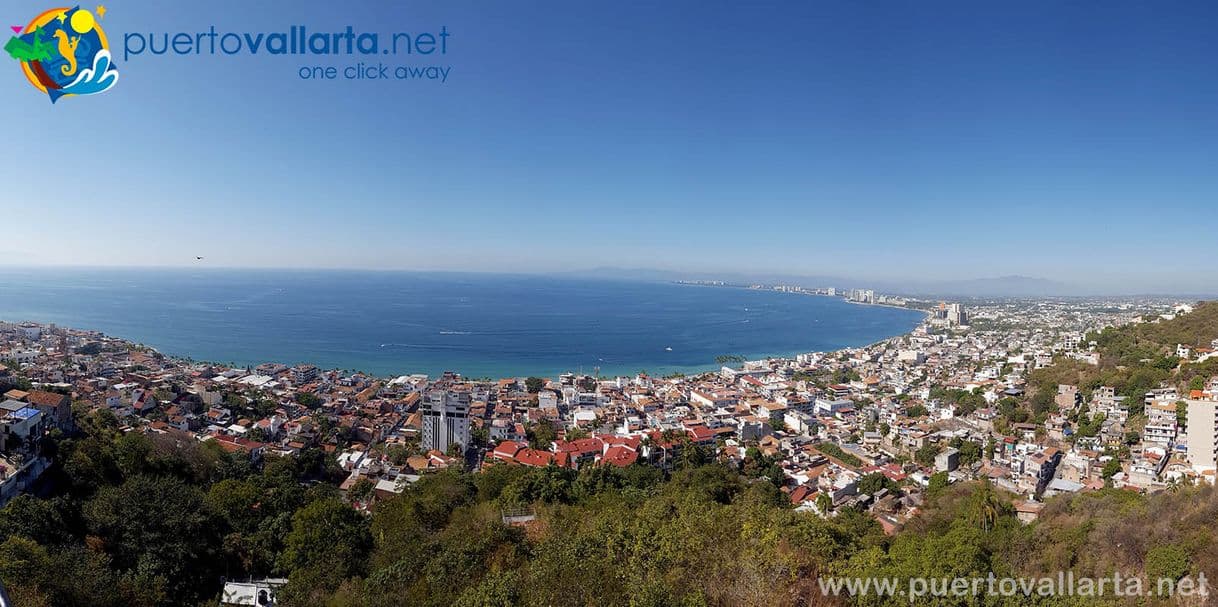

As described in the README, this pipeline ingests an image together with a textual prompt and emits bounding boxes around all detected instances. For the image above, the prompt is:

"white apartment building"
[291,364,320,384]
[421,390,471,454]
[1144,400,1179,446]
[1185,398,1218,476]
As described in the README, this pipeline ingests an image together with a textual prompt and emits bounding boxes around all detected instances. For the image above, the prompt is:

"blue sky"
[2,0,1216,293]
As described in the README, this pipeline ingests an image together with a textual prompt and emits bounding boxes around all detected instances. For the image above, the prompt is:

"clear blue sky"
[2,0,1216,293]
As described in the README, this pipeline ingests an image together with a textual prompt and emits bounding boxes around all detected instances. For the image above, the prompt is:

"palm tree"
[971,479,1002,532]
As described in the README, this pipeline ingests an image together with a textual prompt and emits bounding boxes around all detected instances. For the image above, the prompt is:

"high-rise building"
[422,390,471,454]
[946,303,969,326]
[1185,398,1218,475]
[291,364,320,384]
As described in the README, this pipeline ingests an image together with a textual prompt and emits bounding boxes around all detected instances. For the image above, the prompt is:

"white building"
[1185,398,1218,477]
[421,390,471,454]
[291,364,319,384]
[3,349,40,363]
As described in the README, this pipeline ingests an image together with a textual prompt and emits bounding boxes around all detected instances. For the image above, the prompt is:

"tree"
[83,475,219,604]
[524,377,546,393]
[966,479,1004,532]
[280,498,372,599]
[348,478,375,503]
[0,496,72,546]
[857,472,895,495]
[1102,458,1122,479]
[470,425,490,448]
[949,438,982,466]
[815,492,833,513]
[926,471,950,498]
[295,392,321,408]
[386,442,417,465]
[915,444,941,468]
[526,420,558,450]
[1145,544,1190,587]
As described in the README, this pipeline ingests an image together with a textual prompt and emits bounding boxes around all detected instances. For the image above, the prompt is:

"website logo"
[5,5,118,103]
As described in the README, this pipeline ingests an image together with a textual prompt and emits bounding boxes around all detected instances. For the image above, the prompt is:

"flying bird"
[195,256,204,261]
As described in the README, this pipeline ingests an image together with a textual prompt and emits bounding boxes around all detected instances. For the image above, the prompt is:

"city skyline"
[3,0,1217,293]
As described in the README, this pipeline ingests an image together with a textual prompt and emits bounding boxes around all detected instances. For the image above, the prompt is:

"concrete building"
[291,364,319,384]
[1185,398,1218,475]
[0,400,44,452]
[946,303,969,326]
[1054,385,1081,411]
[421,390,471,454]
[935,447,960,472]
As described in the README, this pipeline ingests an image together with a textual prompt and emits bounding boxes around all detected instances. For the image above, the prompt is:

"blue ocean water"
[0,268,924,378]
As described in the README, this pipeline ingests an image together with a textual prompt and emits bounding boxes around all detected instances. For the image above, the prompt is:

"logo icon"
[5,5,117,103]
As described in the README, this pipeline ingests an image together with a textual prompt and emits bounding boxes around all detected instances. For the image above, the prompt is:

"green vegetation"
[856,472,898,495]
[1017,302,1218,428]
[525,419,558,449]
[948,437,983,466]
[3,409,1218,606]
[1092,303,1218,366]
[295,392,322,408]
[815,441,863,468]
[0,408,344,606]
[914,443,941,467]
[930,386,987,416]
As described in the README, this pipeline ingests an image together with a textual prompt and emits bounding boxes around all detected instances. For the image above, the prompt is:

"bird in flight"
[195,256,204,261]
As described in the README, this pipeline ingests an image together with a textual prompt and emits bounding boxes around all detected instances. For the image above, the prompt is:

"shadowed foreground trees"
[2,411,1217,606]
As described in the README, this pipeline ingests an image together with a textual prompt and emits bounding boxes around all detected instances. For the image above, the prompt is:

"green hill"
[1089,301,1218,367]
[1024,301,1218,418]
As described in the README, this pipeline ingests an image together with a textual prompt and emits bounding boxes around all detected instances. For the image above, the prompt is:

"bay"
[0,268,924,378]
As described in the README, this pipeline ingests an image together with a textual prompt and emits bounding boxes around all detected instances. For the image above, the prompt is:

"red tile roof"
[515,448,555,467]
[602,445,638,467]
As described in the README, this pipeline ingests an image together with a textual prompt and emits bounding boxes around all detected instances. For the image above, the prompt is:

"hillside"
[1090,301,1218,367]
[2,409,1216,606]
[1024,301,1218,416]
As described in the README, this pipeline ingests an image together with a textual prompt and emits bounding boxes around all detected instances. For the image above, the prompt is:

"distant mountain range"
[563,268,1082,297]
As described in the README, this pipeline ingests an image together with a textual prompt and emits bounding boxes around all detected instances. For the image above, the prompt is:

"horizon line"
[0,263,1213,299]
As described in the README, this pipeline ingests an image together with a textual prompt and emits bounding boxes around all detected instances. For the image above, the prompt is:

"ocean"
[0,268,924,378]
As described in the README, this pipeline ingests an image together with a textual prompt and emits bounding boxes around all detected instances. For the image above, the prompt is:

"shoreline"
[2,308,929,381]
[1,271,927,380]
[0,316,920,380]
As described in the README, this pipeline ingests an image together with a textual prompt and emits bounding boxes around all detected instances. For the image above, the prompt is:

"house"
[221,578,288,606]
[815,398,853,417]
[0,400,45,452]
[552,437,604,469]
[935,447,959,472]
[21,390,73,432]
[1013,501,1044,524]
[601,445,639,467]
[1054,385,1081,411]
